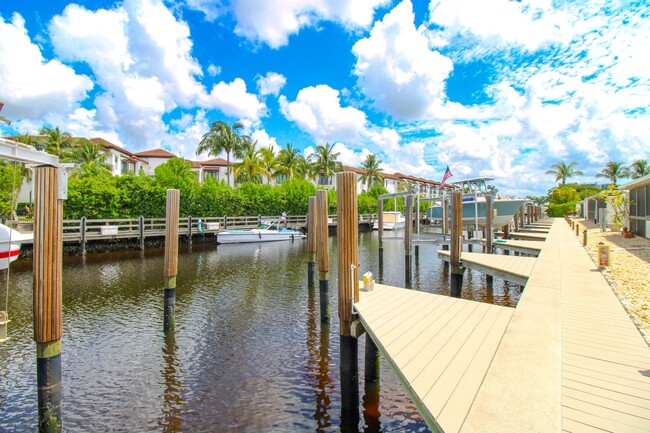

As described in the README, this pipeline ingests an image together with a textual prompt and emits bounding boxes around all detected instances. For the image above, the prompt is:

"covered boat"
[426,177,527,230]
[372,211,406,230]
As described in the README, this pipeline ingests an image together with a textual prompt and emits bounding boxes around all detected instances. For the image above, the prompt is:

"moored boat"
[372,211,406,230]
[216,220,306,244]
[0,223,33,269]
[426,177,527,229]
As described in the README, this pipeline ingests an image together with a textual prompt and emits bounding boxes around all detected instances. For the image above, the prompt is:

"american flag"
[440,165,453,187]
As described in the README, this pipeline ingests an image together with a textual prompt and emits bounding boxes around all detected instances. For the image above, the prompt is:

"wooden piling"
[80,216,86,255]
[485,196,494,254]
[441,196,449,252]
[33,165,63,432]
[139,215,145,250]
[307,196,317,289]
[404,195,413,286]
[485,196,494,284]
[583,229,588,247]
[163,189,180,333]
[187,216,192,245]
[316,190,330,323]
[450,190,465,298]
[377,199,384,268]
[519,206,525,229]
[503,222,510,240]
[337,172,360,419]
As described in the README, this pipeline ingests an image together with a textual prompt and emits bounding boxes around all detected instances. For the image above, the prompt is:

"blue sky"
[0,0,648,196]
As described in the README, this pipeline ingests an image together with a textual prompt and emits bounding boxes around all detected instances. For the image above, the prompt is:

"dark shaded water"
[0,230,521,432]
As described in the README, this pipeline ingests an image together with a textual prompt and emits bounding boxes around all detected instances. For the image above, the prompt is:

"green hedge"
[547,202,577,217]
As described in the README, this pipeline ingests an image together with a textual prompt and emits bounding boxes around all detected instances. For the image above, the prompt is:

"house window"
[206,171,219,181]
[275,173,288,184]
[121,160,128,174]
[319,174,332,186]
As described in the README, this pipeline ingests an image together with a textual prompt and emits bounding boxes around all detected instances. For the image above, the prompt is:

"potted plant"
[622,227,635,238]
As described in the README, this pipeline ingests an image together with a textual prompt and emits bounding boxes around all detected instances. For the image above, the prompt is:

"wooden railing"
[15,214,378,246]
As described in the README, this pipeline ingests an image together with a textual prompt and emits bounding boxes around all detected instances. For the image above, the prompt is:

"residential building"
[133,148,177,175]
[621,174,650,238]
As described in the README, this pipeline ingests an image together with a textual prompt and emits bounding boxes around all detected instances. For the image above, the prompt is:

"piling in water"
[337,172,360,420]
[316,190,329,323]
[307,196,317,289]
[404,195,413,286]
[450,190,465,298]
[163,189,180,333]
[33,165,63,432]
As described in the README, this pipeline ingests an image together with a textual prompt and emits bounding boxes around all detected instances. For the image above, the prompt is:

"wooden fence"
[15,214,377,245]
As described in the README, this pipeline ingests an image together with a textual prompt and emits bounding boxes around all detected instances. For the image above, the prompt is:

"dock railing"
[15,214,377,245]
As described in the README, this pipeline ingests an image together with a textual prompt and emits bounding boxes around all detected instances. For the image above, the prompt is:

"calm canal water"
[1,229,521,432]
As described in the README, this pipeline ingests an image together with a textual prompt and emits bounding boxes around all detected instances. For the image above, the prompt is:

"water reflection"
[160,333,185,432]
[1,229,522,432]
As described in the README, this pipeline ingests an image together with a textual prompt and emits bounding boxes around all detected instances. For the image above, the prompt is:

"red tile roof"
[134,148,177,158]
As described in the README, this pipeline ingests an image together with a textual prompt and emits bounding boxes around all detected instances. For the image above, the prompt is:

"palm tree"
[259,145,279,184]
[545,161,583,185]
[196,120,249,186]
[10,134,36,183]
[309,142,343,186]
[360,154,383,190]
[233,140,265,184]
[61,139,111,177]
[629,159,650,179]
[596,161,630,185]
[39,126,72,155]
[276,143,307,181]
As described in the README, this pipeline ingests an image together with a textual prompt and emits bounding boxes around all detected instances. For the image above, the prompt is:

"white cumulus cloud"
[0,13,93,119]
[231,0,389,48]
[257,72,287,96]
[352,0,455,120]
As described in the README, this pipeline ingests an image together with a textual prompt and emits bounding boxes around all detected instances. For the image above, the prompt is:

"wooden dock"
[355,285,514,432]
[355,218,650,432]
[491,239,544,256]
[508,230,548,241]
[437,250,536,286]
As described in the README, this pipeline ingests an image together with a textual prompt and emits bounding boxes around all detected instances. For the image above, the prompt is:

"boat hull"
[216,229,305,244]
[427,199,527,229]
[372,212,406,231]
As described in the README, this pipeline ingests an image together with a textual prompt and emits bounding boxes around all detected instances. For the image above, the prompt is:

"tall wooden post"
[485,196,494,254]
[80,216,86,255]
[404,195,413,286]
[316,190,329,323]
[450,191,465,298]
[139,215,145,250]
[163,189,180,333]
[485,196,494,284]
[187,216,192,245]
[442,196,449,251]
[414,194,420,259]
[514,208,520,232]
[503,223,510,240]
[337,172,360,420]
[307,196,317,289]
[519,207,524,230]
[377,199,384,268]
[33,165,63,432]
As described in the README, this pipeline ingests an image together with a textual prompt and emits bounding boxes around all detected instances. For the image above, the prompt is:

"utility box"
[205,222,220,231]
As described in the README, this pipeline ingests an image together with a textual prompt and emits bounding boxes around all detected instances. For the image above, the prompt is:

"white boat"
[372,211,406,231]
[426,177,527,230]
[216,220,306,244]
[0,223,33,269]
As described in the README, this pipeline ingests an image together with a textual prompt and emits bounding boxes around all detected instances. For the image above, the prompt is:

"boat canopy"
[450,177,495,194]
